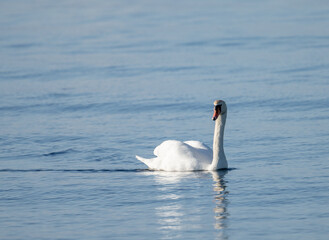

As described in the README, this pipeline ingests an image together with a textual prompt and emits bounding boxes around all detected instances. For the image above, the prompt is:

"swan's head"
[212,100,227,121]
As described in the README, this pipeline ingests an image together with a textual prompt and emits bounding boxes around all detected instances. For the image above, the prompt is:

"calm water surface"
[1,0,329,239]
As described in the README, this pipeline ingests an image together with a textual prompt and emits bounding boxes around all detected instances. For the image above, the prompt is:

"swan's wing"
[184,140,213,163]
[184,140,211,151]
[154,140,185,157]
[136,141,185,170]
[151,140,212,171]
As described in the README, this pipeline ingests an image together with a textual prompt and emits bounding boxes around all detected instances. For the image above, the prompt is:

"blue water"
[1,0,329,239]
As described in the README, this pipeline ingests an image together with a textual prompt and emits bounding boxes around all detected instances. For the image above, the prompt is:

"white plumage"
[136,140,212,171]
[136,100,228,171]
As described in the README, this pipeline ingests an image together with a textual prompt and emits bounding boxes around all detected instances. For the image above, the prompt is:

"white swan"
[136,100,228,171]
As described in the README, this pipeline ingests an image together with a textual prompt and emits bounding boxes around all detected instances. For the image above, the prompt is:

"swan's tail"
[136,155,156,169]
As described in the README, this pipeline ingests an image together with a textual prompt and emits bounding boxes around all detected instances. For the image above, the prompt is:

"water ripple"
[0,168,148,173]
[43,148,76,157]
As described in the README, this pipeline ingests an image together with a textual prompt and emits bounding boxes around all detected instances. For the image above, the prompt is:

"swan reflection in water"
[212,170,229,240]
[142,170,229,239]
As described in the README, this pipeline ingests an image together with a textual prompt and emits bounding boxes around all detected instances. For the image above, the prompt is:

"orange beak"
[212,107,220,121]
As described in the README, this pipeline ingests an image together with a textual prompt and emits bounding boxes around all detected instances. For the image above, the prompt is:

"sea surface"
[1,0,329,239]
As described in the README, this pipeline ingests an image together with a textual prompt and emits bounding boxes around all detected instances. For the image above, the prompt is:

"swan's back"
[137,140,212,171]
[184,140,211,151]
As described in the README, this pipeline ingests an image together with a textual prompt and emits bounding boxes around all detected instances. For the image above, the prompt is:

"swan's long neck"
[210,114,228,170]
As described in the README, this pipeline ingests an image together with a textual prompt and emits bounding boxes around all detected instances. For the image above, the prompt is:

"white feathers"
[136,140,212,171]
[136,100,228,171]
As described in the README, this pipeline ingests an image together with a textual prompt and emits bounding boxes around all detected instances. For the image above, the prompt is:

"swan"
[136,100,228,171]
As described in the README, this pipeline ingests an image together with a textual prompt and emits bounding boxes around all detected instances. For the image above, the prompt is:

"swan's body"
[136,100,228,171]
